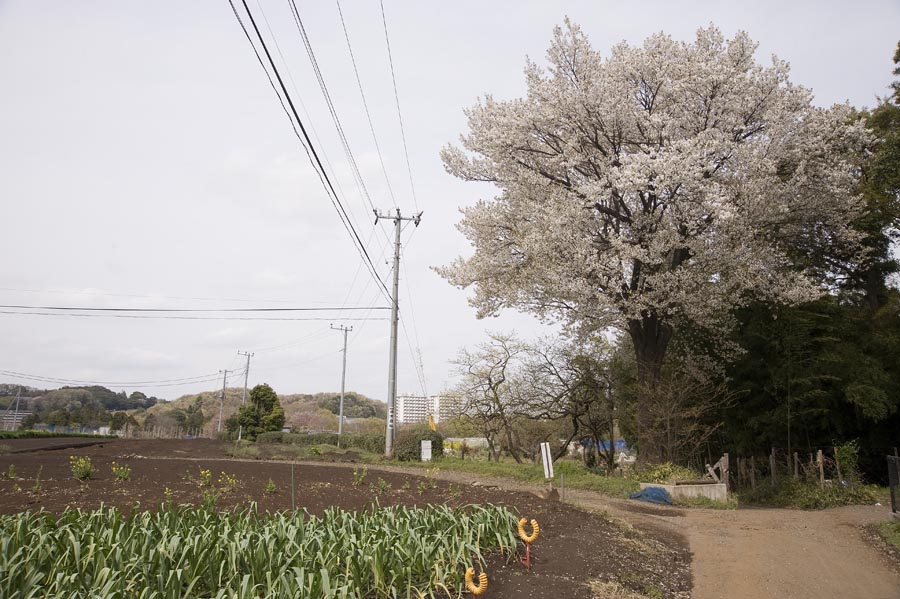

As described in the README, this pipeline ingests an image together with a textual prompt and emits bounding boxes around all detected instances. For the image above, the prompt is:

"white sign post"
[421,439,432,462]
[540,442,554,480]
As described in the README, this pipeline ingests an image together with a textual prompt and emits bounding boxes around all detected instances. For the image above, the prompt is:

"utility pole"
[217,369,229,434]
[374,208,422,457]
[12,389,21,431]
[237,351,254,441]
[331,324,353,440]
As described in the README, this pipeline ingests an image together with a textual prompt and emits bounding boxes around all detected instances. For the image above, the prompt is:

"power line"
[336,0,398,209]
[379,0,419,211]
[400,316,427,398]
[287,0,377,216]
[0,304,388,313]
[251,0,365,222]
[0,368,245,389]
[0,311,388,321]
[227,0,390,302]
[250,327,333,354]
[0,287,353,305]
[401,258,428,397]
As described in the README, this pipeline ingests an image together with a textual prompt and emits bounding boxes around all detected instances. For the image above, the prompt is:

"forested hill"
[138,388,386,434]
[0,385,159,428]
[1,382,385,435]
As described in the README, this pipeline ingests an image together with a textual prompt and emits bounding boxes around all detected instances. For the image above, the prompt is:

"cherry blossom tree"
[439,22,867,460]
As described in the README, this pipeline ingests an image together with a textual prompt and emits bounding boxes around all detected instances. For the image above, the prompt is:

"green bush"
[742,478,880,509]
[394,428,444,462]
[632,462,699,484]
[256,432,385,454]
[834,439,861,484]
[255,431,284,444]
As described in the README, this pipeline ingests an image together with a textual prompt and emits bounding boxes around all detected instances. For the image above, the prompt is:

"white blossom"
[439,22,866,351]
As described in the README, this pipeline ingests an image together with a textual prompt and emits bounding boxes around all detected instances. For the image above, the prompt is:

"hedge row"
[256,431,385,454]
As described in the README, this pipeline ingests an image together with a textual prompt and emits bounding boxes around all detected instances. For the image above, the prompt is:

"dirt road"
[411,467,900,599]
[679,504,899,599]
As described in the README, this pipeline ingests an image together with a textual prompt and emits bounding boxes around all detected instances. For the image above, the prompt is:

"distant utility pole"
[374,208,422,458]
[330,324,353,440]
[12,389,22,431]
[217,369,230,434]
[237,350,254,441]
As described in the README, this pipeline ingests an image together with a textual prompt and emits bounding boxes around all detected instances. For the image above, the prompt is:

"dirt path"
[678,504,899,599]
[397,466,900,599]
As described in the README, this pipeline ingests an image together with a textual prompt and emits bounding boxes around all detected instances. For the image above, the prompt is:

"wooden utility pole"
[331,324,353,439]
[217,369,230,434]
[817,449,825,488]
[237,351,254,441]
[770,447,777,486]
[374,208,422,458]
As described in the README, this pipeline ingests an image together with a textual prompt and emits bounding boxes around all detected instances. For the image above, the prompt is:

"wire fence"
[888,455,899,514]
[731,447,848,491]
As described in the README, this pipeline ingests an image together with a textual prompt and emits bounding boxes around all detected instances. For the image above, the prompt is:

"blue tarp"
[628,486,673,505]
[579,438,629,452]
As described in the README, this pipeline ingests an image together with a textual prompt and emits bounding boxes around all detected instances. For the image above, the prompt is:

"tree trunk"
[628,314,674,464]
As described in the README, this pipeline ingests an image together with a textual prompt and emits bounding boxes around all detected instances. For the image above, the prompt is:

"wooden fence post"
[834,447,843,485]
[750,455,756,490]
[817,449,825,488]
[723,453,730,493]
[770,447,777,486]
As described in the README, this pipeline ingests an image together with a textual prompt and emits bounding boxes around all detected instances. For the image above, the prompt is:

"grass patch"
[741,478,884,509]
[270,443,380,462]
[875,519,900,552]
[588,579,661,598]
[673,495,738,510]
[224,441,261,460]
[388,457,640,498]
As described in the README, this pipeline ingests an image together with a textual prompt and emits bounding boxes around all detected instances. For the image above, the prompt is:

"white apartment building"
[396,394,467,425]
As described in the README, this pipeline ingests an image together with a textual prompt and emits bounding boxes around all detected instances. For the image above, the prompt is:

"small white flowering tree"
[439,22,866,461]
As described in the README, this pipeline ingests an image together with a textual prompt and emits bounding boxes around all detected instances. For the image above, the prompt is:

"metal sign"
[421,439,432,462]
[540,442,554,480]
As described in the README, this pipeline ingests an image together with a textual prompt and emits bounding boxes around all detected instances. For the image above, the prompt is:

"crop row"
[0,503,517,599]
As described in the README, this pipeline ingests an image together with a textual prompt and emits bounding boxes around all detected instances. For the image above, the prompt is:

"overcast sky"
[1,0,898,403]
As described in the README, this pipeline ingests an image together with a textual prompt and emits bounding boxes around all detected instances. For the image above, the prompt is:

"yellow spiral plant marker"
[517,517,539,569]
[465,567,488,595]
[517,518,539,543]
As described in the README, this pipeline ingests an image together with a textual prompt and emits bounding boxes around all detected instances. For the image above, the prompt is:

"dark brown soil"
[0,438,691,598]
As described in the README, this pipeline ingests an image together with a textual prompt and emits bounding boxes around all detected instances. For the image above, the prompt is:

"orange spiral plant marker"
[465,567,489,595]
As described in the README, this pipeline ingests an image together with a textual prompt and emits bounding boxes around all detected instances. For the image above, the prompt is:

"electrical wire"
[0,287,357,305]
[336,0,398,210]
[227,0,390,302]
[0,369,244,389]
[250,327,333,354]
[379,0,419,211]
[401,257,428,397]
[400,315,427,397]
[251,0,362,219]
[0,311,388,321]
[287,0,377,217]
[0,304,387,313]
